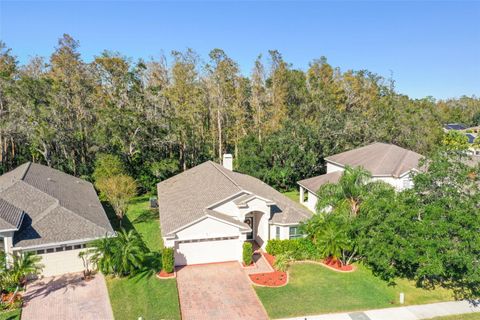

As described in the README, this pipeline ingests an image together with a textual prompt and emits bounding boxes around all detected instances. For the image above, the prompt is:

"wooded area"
[1,34,479,191]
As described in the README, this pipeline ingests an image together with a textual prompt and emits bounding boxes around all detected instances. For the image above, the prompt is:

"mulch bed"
[323,257,354,271]
[156,270,176,279]
[249,271,287,287]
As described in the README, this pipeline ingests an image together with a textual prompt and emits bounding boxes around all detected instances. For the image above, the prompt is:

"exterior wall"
[299,186,318,212]
[213,200,241,217]
[33,248,86,277]
[326,162,344,173]
[255,212,269,249]
[372,174,413,191]
[269,225,291,240]
[176,217,241,240]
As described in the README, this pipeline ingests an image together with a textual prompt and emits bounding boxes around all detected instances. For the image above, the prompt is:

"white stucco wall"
[269,224,292,240]
[174,237,242,266]
[176,217,241,240]
[326,162,344,173]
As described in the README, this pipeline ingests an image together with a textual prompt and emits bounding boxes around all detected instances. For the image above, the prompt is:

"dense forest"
[0,34,479,192]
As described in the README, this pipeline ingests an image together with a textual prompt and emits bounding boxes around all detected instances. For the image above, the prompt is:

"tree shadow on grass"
[132,209,158,224]
[102,201,135,232]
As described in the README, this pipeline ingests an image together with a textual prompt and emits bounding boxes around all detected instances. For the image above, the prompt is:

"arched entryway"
[243,211,268,247]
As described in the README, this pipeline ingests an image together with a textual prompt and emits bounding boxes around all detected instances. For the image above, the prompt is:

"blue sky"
[1,1,479,99]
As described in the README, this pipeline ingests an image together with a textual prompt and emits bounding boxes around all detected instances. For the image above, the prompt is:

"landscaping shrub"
[243,242,253,266]
[266,238,319,260]
[162,247,174,273]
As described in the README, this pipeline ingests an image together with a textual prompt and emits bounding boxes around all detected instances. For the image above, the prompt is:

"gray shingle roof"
[157,161,312,236]
[0,162,114,248]
[325,142,423,178]
[298,171,342,193]
[0,199,24,231]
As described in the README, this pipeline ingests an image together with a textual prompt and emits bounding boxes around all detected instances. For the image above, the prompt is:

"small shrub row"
[243,242,253,265]
[161,247,174,273]
[266,238,319,260]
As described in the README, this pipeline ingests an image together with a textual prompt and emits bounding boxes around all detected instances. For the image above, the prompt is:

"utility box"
[149,196,158,209]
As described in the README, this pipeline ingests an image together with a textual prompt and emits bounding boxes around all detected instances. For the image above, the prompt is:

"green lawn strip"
[255,263,453,319]
[282,190,300,202]
[0,309,20,320]
[105,196,180,320]
[106,275,180,320]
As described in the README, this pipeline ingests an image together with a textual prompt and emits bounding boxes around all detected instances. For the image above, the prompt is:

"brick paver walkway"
[22,272,114,320]
[244,253,274,275]
[176,262,268,320]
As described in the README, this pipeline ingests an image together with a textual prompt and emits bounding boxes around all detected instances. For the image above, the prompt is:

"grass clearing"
[282,190,300,202]
[105,195,180,320]
[255,263,454,318]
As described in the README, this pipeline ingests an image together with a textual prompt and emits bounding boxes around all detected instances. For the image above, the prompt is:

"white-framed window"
[275,226,281,239]
[289,226,302,239]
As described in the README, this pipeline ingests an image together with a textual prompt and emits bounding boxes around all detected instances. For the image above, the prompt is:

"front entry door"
[244,217,254,240]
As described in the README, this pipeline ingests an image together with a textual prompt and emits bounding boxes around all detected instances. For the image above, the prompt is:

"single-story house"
[0,162,114,276]
[298,142,423,212]
[157,155,312,266]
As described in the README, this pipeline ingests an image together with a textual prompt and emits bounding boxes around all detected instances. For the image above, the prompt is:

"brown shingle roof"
[325,142,423,178]
[0,162,114,248]
[157,161,312,236]
[297,171,342,193]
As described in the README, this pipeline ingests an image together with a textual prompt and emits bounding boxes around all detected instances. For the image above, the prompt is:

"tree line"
[1,34,479,191]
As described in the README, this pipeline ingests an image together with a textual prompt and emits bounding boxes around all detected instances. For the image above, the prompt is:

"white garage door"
[37,248,86,277]
[174,237,240,266]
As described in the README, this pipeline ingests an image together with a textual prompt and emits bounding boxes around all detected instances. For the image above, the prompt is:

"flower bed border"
[156,269,176,279]
[291,260,357,273]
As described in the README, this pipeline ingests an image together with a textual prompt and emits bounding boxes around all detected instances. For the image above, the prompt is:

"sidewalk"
[281,300,480,320]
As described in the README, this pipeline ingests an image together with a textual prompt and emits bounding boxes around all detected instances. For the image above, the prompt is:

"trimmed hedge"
[266,238,319,260]
[243,242,253,265]
[161,247,174,273]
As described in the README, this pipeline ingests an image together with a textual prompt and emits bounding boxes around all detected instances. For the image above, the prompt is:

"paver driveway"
[22,272,114,320]
[176,262,268,320]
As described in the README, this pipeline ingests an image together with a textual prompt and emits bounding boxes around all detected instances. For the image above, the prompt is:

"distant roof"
[325,142,423,178]
[157,161,312,236]
[297,171,342,194]
[466,133,476,144]
[444,123,468,131]
[0,162,114,248]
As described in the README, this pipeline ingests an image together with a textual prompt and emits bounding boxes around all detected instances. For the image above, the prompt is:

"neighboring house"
[297,143,423,212]
[157,155,312,266]
[443,123,480,156]
[0,162,114,276]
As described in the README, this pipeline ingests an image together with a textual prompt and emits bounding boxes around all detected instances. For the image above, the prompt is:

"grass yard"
[0,309,20,320]
[105,195,181,320]
[255,263,454,319]
[283,190,300,202]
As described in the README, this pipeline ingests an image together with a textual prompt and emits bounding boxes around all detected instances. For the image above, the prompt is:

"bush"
[274,253,291,272]
[162,247,174,273]
[243,242,253,266]
[266,238,319,260]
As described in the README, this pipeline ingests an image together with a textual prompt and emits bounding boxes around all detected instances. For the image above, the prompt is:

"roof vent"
[222,154,233,171]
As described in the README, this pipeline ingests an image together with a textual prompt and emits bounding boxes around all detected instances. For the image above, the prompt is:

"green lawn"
[105,195,180,320]
[282,190,300,202]
[255,263,454,319]
[0,309,20,320]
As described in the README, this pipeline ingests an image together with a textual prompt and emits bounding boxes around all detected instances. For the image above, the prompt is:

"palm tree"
[316,222,349,265]
[111,229,147,276]
[11,252,43,284]
[90,229,147,277]
[316,166,371,217]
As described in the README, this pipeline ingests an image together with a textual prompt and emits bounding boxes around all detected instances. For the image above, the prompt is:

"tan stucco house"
[0,162,114,276]
[298,142,423,212]
[157,155,312,266]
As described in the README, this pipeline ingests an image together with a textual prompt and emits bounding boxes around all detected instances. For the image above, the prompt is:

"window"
[275,226,280,239]
[55,247,64,252]
[289,226,302,239]
[46,248,55,253]
[36,249,45,254]
[73,244,82,250]
[65,246,73,251]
